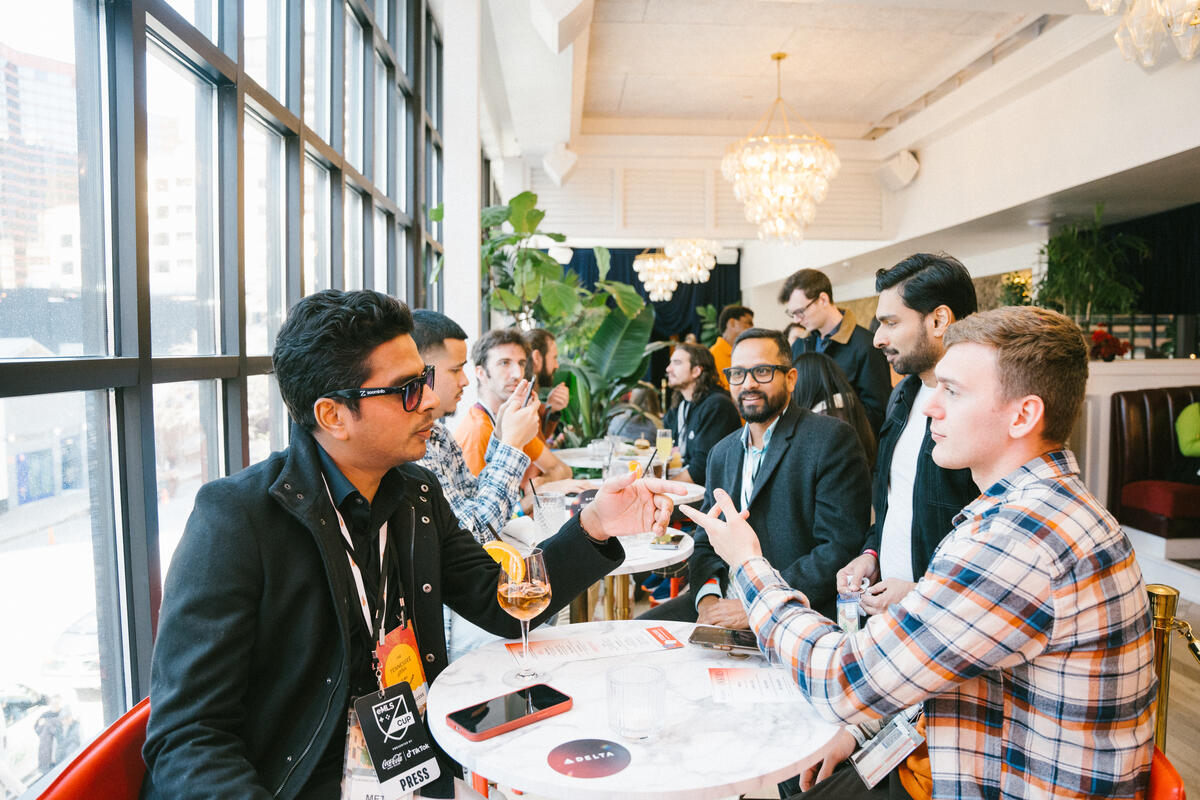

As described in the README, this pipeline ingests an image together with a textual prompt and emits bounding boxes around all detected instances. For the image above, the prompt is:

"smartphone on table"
[650,534,685,550]
[688,625,761,655]
[446,684,572,741]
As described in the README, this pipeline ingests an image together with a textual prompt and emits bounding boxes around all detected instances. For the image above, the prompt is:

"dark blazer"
[142,424,623,800]
[792,308,892,435]
[689,404,872,617]
[666,388,742,486]
[862,374,980,579]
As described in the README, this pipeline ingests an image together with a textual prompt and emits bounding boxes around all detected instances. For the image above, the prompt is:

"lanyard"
[321,478,395,646]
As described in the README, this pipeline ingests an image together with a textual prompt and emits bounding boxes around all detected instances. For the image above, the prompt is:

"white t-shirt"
[878,383,936,582]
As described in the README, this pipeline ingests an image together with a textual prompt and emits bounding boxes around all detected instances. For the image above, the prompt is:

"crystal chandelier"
[666,239,719,284]
[632,250,678,302]
[1088,0,1200,66]
[721,53,840,245]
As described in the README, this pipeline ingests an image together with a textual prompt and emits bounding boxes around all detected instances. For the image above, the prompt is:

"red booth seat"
[40,697,149,800]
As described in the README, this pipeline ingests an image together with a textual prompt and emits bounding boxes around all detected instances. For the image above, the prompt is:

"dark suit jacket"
[862,374,980,578]
[142,424,623,800]
[666,388,742,486]
[792,307,892,435]
[689,404,872,617]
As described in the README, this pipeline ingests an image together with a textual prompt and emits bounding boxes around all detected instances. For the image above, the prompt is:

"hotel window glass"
[304,0,332,140]
[243,115,286,355]
[247,374,289,465]
[0,390,122,785]
[161,0,217,43]
[375,0,389,38]
[154,380,223,576]
[344,5,365,173]
[304,156,332,294]
[395,92,409,209]
[0,6,112,358]
[345,186,364,290]
[374,54,389,190]
[374,206,389,291]
[146,44,219,356]
[244,0,286,100]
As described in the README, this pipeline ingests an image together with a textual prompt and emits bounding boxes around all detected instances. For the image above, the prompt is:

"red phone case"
[446,688,573,742]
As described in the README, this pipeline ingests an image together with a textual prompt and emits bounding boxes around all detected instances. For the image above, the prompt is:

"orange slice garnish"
[483,539,525,582]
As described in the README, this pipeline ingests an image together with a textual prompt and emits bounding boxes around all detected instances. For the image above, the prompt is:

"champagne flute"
[497,547,552,686]
[655,428,672,478]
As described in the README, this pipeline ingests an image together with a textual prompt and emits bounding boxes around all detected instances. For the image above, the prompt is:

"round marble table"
[427,620,839,800]
[577,479,705,507]
[604,533,692,621]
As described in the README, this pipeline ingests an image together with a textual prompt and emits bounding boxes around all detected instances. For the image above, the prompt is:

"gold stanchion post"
[1147,584,1179,751]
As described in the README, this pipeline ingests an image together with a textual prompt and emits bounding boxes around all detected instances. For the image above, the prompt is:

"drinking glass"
[534,492,567,540]
[607,664,665,740]
[655,429,672,478]
[497,547,552,686]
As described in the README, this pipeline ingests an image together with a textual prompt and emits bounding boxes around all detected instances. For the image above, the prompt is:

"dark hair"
[943,306,1088,444]
[525,328,555,357]
[732,328,792,366]
[874,253,978,320]
[471,328,530,368]
[628,382,663,417]
[273,290,414,431]
[411,309,467,355]
[718,304,753,332]
[792,352,877,469]
[669,343,723,408]
[778,268,833,305]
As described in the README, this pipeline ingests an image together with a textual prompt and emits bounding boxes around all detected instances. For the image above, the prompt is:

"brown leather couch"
[1108,385,1200,538]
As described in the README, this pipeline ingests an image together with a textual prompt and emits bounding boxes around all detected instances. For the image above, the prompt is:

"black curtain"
[565,248,742,339]
[1108,202,1200,315]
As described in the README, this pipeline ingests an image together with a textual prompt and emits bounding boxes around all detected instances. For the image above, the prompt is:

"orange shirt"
[709,336,732,390]
[454,403,546,476]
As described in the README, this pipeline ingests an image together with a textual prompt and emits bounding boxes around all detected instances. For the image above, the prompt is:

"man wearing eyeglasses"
[142,290,683,800]
[780,269,892,435]
[643,329,870,625]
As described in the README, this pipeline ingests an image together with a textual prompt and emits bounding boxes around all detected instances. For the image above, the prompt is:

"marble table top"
[609,533,692,576]
[427,620,838,800]
[577,479,705,507]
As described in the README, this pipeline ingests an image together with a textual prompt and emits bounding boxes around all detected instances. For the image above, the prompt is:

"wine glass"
[497,547,552,686]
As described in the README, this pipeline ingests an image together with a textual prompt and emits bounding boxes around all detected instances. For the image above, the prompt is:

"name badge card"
[375,622,428,714]
[849,713,923,789]
[347,682,440,798]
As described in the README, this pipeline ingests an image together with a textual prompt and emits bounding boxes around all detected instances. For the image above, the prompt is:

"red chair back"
[40,697,150,800]
[1149,745,1187,800]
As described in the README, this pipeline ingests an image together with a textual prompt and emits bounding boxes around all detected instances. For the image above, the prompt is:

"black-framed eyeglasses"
[723,364,789,386]
[321,365,436,412]
[785,297,818,321]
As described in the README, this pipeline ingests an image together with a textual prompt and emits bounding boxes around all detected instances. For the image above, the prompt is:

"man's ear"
[1007,394,1045,441]
[531,350,543,373]
[313,397,351,441]
[929,305,953,338]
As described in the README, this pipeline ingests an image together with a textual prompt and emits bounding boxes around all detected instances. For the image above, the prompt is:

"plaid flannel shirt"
[734,450,1156,799]
[417,420,530,544]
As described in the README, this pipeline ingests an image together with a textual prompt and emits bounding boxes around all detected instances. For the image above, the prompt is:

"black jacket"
[688,404,871,617]
[862,375,979,578]
[792,308,893,435]
[141,424,624,800]
[665,388,741,486]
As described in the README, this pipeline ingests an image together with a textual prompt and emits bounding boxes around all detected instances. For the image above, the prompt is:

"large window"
[0,0,441,791]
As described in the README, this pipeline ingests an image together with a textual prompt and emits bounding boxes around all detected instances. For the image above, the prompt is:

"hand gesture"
[835,552,880,597]
[796,728,858,791]
[580,471,689,540]
[859,578,916,616]
[496,379,540,448]
[678,488,763,568]
[545,382,570,412]
[696,597,750,630]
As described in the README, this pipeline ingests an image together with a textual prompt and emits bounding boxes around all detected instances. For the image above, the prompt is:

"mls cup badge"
[372,693,415,742]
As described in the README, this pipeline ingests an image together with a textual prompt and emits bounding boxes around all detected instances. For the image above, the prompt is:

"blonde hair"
[942,306,1088,444]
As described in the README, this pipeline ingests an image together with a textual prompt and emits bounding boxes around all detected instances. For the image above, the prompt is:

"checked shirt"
[734,450,1156,799]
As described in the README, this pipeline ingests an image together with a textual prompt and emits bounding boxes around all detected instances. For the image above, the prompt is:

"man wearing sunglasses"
[643,329,870,625]
[142,290,684,800]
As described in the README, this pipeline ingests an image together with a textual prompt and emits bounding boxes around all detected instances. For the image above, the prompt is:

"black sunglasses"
[723,364,789,386]
[322,365,435,412]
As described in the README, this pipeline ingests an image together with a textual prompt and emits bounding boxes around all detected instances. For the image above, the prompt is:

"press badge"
[342,682,440,799]
[849,713,924,789]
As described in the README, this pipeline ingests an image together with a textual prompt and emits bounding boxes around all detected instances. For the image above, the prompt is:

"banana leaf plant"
[556,305,666,446]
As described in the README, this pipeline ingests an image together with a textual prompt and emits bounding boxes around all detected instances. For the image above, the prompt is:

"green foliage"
[557,306,667,445]
[999,272,1032,307]
[1034,204,1148,322]
[696,304,720,346]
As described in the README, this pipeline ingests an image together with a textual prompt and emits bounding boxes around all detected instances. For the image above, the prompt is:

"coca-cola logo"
[546,739,631,778]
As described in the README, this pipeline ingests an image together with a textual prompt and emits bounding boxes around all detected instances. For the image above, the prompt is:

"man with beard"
[455,328,572,484]
[663,343,741,486]
[642,329,871,624]
[525,329,570,443]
